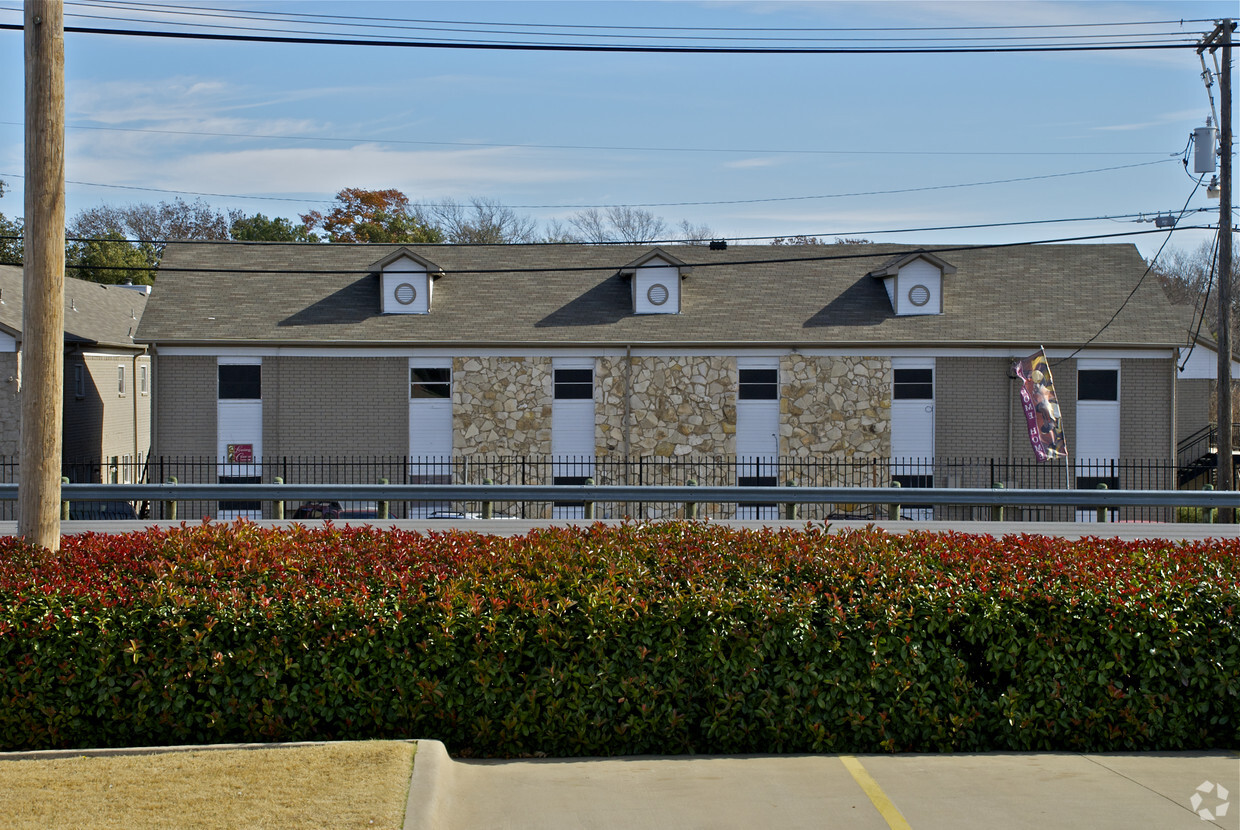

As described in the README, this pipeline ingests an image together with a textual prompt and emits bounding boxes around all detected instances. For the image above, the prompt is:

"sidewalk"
[407,742,1240,830]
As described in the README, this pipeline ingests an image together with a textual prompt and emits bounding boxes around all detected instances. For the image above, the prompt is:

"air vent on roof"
[709,239,728,250]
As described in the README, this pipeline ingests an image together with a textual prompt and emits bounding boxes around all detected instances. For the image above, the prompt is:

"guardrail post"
[685,478,698,519]
[783,478,798,520]
[1095,482,1108,523]
[584,477,595,520]
[991,482,1004,522]
[378,477,389,520]
[60,476,70,521]
[272,476,285,520]
[887,480,901,521]
[165,476,177,521]
[1203,484,1215,524]
[481,478,494,520]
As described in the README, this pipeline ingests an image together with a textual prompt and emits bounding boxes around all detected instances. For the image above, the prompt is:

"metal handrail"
[3,483,1239,508]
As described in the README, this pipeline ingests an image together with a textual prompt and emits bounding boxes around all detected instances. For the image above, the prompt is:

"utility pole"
[1200,20,1235,521]
[20,0,65,550]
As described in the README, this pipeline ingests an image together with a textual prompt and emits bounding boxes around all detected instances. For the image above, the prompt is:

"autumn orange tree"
[300,188,442,243]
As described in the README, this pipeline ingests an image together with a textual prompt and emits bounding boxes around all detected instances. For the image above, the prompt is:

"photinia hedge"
[0,522,1236,755]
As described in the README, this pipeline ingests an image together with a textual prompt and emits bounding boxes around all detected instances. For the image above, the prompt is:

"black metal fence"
[0,455,1204,523]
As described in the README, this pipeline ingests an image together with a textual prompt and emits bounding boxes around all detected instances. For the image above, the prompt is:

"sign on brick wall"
[226,443,253,463]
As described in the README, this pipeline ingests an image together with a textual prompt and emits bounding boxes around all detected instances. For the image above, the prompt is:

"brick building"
[136,241,1206,519]
[0,265,151,481]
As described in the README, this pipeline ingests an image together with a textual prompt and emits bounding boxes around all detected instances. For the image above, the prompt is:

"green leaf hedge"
[0,522,1236,755]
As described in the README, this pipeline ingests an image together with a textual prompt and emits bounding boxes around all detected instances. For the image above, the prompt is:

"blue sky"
[0,1,1235,258]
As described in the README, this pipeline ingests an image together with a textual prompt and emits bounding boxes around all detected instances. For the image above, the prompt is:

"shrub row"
[0,522,1237,755]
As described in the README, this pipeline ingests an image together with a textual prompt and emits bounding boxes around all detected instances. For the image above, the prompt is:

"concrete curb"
[404,739,455,830]
[0,738,410,761]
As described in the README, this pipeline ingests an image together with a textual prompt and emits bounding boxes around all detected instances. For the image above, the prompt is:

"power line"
[66,2,1217,34]
[0,22,1204,53]
[0,227,1216,275]
[1059,174,1208,363]
[50,5,1203,46]
[0,209,1214,248]
[0,158,1181,210]
[0,121,1177,159]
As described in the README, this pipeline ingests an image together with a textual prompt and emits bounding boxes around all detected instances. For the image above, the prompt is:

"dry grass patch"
[0,740,416,830]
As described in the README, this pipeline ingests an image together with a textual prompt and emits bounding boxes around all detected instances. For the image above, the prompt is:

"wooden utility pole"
[20,0,65,550]
[1200,20,1235,521]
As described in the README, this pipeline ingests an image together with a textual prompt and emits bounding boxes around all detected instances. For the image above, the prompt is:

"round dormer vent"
[908,284,931,307]
[647,283,670,306]
[394,283,417,305]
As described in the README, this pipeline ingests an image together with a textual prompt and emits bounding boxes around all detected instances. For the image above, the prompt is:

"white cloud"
[68,144,598,200]
[723,157,780,169]
[1092,109,1209,132]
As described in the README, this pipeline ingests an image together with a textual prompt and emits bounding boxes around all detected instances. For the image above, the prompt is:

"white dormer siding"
[870,251,954,316]
[894,258,941,316]
[633,261,681,314]
[381,257,431,314]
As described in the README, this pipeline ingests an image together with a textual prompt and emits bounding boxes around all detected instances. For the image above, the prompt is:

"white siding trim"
[155,345,1179,360]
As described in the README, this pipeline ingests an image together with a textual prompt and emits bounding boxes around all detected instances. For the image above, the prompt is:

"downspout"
[624,344,632,476]
[132,351,140,471]
[1170,356,1177,465]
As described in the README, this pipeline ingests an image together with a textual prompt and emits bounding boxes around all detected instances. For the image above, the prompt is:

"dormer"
[868,251,956,316]
[373,249,443,315]
[618,248,692,315]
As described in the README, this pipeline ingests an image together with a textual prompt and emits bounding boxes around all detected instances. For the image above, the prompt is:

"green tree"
[0,179,21,265]
[66,232,158,285]
[70,197,241,261]
[230,213,317,242]
[300,188,442,243]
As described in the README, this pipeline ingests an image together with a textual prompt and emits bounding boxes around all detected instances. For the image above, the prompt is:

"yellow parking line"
[840,755,912,830]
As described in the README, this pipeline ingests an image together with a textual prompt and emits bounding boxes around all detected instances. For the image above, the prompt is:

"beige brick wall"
[1176,377,1211,446]
[153,354,217,460]
[1120,358,1174,461]
[935,357,1015,459]
[264,356,407,457]
[58,352,151,473]
[0,352,17,458]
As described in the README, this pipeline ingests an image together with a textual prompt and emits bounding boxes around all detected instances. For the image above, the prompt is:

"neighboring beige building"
[0,265,151,482]
[136,241,1206,520]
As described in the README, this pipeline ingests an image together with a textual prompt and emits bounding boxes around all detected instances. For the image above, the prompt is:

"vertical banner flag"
[1013,349,1068,461]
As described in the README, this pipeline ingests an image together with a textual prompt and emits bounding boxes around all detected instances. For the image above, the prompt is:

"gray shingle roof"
[135,241,1192,350]
[0,265,148,349]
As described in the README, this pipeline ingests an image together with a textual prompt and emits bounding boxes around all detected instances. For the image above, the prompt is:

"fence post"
[481,478,494,520]
[273,476,284,520]
[1096,481,1108,524]
[886,480,901,521]
[60,476,70,521]
[165,476,177,521]
[991,482,1004,522]
[377,477,389,520]
[783,477,798,520]
[685,478,698,520]
[584,477,595,520]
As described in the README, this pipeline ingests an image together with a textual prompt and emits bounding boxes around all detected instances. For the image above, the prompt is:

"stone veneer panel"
[454,356,552,458]
[780,355,890,458]
[596,355,735,458]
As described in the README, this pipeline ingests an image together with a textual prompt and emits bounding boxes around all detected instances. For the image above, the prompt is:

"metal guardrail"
[2,483,1239,508]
